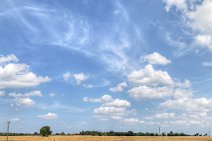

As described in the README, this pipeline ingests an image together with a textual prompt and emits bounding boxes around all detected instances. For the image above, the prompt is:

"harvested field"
[0,136,211,141]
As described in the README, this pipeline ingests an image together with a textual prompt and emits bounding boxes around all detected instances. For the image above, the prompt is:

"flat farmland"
[0,136,211,141]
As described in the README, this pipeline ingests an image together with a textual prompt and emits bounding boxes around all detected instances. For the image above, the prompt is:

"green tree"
[162,132,166,136]
[40,126,52,137]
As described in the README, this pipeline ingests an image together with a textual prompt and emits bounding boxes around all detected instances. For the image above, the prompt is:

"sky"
[1,0,212,134]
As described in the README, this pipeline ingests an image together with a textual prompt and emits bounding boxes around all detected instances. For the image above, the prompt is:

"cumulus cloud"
[128,86,192,99]
[163,0,212,51]
[128,64,174,86]
[38,113,58,120]
[103,99,131,107]
[9,90,43,98]
[15,97,35,107]
[146,113,176,119]
[94,107,127,120]
[9,91,43,107]
[73,73,89,84]
[83,95,112,103]
[142,52,171,65]
[0,54,18,64]
[195,34,212,50]
[0,54,50,89]
[160,97,212,112]
[163,0,187,12]
[164,112,211,126]
[83,95,133,120]
[63,72,89,84]
[122,118,144,125]
[127,64,191,99]
[109,82,128,93]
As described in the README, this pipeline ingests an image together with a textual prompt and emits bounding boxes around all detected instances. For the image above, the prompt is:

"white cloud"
[163,0,212,51]
[63,72,71,81]
[143,52,171,65]
[146,113,176,119]
[15,97,35,107]
[109,82,128,93]
[127,64,192,100]
[0,54,18,64]
[103,99,131,107]
[128,64,174,86]
[165,112,212,126]
[163,0,187,12]
[63,72,89,84]
[84,95,133,120]
[0,55,50,89]
[9,90,43,98]
[175,79,191,88]
[38,113,58,120]
[160,97,212,112]
[83,95,112,103]
[128,86,192,99]
[94,107,127,119]
[0,91,5,96]
[122,118,144,125]
[195,34,212,50]
[187,0,212,34]
[73,73,89,84]
[9,118,20,122]
[9,91,43,107]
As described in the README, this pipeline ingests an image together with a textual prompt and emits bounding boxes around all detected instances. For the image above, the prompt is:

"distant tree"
[173,133,180,136]
[40,126,52,137]
[193,133,199,136]
[33,132,38,135]
[167,131,174,136]
[61,132,65,135]
[162,132,166,136]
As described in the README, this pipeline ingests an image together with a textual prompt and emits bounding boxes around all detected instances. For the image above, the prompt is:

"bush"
[40,126,52,137]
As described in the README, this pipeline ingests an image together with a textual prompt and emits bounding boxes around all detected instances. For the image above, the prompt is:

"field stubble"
[0,136,211,141]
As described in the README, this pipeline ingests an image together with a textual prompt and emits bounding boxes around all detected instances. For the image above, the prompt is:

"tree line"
[0,125,208,137]
[79,131,207,136]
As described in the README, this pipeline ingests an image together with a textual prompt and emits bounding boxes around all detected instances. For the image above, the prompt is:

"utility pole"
[7,121,10,141]
[158,127,161,136]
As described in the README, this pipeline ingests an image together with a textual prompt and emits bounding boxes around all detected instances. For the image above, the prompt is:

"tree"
[33,132,38,135]
[193,133,199,136]
[40,126,52,137]
[167,131,174,136]
[162,132,166,136]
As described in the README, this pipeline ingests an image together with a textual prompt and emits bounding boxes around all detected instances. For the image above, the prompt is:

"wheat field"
[0,136,211,141]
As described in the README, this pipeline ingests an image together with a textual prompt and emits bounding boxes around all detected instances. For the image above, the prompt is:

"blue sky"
[1,0,212,134]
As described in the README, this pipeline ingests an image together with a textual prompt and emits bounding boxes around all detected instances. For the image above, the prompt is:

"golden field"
[0,136,211,141]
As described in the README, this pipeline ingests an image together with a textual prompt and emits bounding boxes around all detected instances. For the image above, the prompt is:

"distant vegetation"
[79,131,192,136]
[0,130,208,137]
